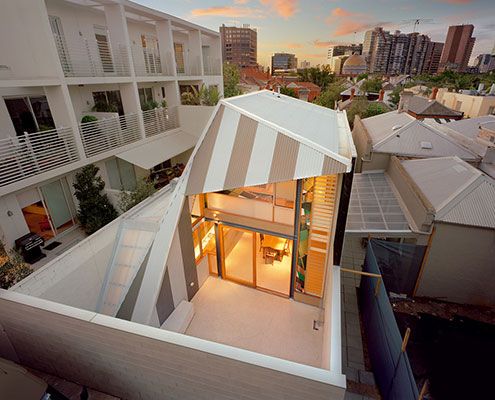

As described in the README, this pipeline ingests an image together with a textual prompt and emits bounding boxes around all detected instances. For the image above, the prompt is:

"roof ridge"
[372,118,420,148]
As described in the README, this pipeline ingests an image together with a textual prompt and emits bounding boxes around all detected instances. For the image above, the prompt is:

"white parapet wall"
[177,105,216,138]
[0,290,346,400]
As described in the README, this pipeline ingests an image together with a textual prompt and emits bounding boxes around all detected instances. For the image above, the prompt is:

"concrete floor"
[186,276,324,367]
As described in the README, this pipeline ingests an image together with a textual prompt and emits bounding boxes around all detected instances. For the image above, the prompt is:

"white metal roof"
[225,91,356,161]
[367,115,479,160]
[433,115,495,140]
[346,173,410,232]
[401,157,495,228]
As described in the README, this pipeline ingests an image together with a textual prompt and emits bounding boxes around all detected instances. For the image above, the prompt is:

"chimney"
[398,91,413,113]
[378,89,384,101]
[350,87,355,101]
[430,87,438,100]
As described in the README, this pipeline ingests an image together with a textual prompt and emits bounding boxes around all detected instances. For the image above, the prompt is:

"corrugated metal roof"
[401,157,495,228]
[185,91,354,195]
[439,115,495,139]
[361,111,415,143]
[373,120,479,160]
[407,96,463,117]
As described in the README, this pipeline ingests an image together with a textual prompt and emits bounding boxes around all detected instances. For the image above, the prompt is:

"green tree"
[298,66,334,90]
[118,178,157,212]
[313,82,345,109]
[73,164,118,234]
[280,86,298,98]
[0,241,32,289]
[356,73,369,81]
[223,62,242,98]
[389,85,403,107]
[361,78,383,93]
[346,98,388,127]
[199,84,221,106]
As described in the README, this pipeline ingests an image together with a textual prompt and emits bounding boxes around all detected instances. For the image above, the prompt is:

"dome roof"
[343,53,366,67]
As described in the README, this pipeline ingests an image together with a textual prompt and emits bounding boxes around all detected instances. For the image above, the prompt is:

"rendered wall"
[416,222,495,306]
[0,292,346,400]
[177,105,215,137]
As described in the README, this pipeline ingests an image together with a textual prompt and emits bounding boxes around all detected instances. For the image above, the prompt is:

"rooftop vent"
[420,141,432,149]
[392,125,402,131]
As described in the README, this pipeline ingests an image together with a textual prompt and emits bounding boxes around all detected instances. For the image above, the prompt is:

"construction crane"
[400,18,434,33]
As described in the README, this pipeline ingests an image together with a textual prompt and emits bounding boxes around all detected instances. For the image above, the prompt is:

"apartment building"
[271,53,298,73]
[327,44,362,69]
[1,91,356,399]
[423,41,444,74]
[0,0,223,252]
[475,54,495,73]
[439,24,476,73]
[220,24,257,68]
[437,87,495,118]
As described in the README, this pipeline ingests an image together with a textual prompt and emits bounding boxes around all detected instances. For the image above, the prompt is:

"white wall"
[177,105,215,137]
[0,0,61,80]
[0,194,30,247]
[0,291,346,400]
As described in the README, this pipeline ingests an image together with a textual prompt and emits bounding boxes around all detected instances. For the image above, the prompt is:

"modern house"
[0,91,356,399]
[0,0,223,254]
[352,110,480,172]
[436,86,495,118]
[398,91,464,120]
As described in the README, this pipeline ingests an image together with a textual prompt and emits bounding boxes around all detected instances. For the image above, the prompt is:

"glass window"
[4,96,54,135]
[92,90,123,115]
[193,220,216,263]
[29,96,55,131]
[105,158,137,190]
[138,88,153,107]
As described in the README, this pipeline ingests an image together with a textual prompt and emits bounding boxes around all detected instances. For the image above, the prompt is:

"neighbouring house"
[0,0,222,266]
[436,86,495,118]
[398,90,464,120]
[264,79,321,101]
[341,156,495,307]
[352,110,480,172]
[1,90,357,399]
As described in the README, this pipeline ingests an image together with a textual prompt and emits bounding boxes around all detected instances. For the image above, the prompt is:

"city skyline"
[134,0,495,67]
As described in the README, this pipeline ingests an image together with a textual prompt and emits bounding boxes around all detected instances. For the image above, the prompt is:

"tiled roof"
[407,96,463,118]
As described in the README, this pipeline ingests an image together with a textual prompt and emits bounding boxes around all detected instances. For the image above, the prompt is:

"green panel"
[118,159,137,191]
[105,159,122,189]
[41,180,72,229]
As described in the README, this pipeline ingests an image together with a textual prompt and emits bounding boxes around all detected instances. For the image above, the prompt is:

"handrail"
[141,107,179,137]
[79,113,141,157]
[0,127,79,187]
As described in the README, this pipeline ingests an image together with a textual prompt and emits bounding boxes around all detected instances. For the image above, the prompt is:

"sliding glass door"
[40,178,76,236]
[221,226,255,286]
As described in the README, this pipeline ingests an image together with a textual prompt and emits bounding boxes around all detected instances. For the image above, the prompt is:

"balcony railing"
[131,45,162,76]
[176,54,202,76]
[53,33,131,78]
[0,128,79,187]
[79,113,141,158]
[142,107,179,138]
[203,57,221,76]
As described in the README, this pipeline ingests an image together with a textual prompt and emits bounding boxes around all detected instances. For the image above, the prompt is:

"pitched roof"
[407,95,463,118]
[185,90,355,195]
[440,115,495,140]
[362,111,479,160]
[401,157,495,228]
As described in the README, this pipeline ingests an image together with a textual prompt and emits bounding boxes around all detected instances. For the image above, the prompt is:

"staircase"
[304,175,338,297]
[96,218,159,317]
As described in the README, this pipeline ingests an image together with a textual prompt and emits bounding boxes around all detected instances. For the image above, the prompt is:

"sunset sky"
[135,0,495,67]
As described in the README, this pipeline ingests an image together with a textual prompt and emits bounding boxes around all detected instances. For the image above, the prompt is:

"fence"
[360,239,419,400]
[79,113,141,158]
[0,128,79,187]
[142,107,179,138]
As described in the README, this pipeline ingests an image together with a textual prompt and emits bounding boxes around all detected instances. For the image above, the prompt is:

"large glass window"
[222,225,255,286]
[138,88,153,107]
[105,158,137,190]
[92,90,124,115]
[4,96,55,135]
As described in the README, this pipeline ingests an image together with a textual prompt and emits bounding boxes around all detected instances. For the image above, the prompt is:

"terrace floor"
[185,276,324,367]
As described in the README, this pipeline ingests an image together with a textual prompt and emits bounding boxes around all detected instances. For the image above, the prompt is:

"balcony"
[176,55,202,76]
[203,57,222,76]
[52,33,131,78]
[0,128,79,187]
[79,113,140,158]
[142,107,179,138]
[131,46,176,77]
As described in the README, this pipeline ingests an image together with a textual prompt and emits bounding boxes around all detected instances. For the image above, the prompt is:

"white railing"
[0,128,79,187]
[131,45,162,76]
[53,33,130,77]
[176,54,202,76]
[79,113,141,158]
[142,107,179,138]
[203,57,221,76]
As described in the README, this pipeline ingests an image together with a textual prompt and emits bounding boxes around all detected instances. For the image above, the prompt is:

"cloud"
[259,0,298,18]
[334,20,375,36]
[311,39,348,48]
[191,6,264,18]
[331,7,354,18]
[435,0,473,4]
[324,7,388,37]
[234,0,250,4]
[286,42,303,49]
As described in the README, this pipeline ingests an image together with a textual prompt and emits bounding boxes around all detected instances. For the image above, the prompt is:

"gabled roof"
[185,91,355,195]
[401,157,495,228]
[440,115,495,140]
[407,96,463,118]
[363,112,479,160]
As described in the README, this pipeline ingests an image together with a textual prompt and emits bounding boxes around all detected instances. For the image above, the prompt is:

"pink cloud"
[312,39,348,48]
[286,42,303,49]
[259,0,298,18]
[331,7,355,18]
[435,0,473,4]
[191,6,264,18]
[234,0,250,4]
[334,20,374,36]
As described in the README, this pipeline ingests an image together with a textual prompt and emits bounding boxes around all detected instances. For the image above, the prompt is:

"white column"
[44,85,86,159]
[103,3,136,77]
[188,29,204,76]
[156,19,177,77]
[120,82,146,139]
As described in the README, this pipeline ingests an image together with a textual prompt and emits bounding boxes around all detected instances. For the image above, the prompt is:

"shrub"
[0,241,32,289]
[73,164,118,234]
[118,178,157,212]
[141,100,159,111]
[280,86,298,98]
[92,101,118,113]
[81,115,98,123]
[161,99,168,108]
